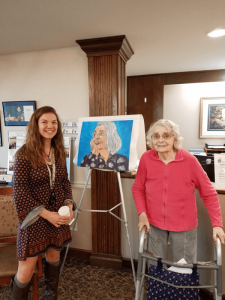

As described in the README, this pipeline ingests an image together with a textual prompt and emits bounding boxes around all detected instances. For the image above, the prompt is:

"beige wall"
[0,50,224,283]
[164,82,225,151]
[0,47,92,250]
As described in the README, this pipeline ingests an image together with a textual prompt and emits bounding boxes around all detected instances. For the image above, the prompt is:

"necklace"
[46,148,51,162]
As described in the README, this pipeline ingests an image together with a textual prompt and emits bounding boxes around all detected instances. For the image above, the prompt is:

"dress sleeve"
[13,155,43,223]
[131,153,147,215]
[61,164,73,200]
[192,157,223,228]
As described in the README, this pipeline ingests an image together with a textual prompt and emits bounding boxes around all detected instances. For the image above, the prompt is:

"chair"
[0,193,43,300]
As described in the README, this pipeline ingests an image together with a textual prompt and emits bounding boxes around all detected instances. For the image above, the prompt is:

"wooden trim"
[164,69,225,85]
[0,186,13,195]
[217,189,225,194]
[127,69,225,85]
[122,257,138,270]
[66,247,134,269]
[76,35,134,63]
[0,237,16,243]
[199,288,225,299]
[67,247,91,261]
[90,253,122,269]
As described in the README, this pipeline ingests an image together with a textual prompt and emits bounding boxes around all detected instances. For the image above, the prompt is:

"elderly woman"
[81,121,129,171]
[132,119,225,263]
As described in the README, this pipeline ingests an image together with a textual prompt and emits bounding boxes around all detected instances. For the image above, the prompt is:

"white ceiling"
[1,0,225,76]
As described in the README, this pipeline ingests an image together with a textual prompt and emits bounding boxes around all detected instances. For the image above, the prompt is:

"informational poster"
[214,154,225,190]
[63,136,71,180]
[8,131,26,174]
[23,105,34,121]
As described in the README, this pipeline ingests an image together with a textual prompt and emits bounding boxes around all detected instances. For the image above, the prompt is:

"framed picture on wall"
[2,101,36,126]
[199,97,225,138]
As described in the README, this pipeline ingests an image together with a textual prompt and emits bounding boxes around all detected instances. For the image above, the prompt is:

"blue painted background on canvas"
[77,120,133,166]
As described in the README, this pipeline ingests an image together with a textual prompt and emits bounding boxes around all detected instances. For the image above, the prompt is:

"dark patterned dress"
[80,153,129,171]
[13,154,72,261]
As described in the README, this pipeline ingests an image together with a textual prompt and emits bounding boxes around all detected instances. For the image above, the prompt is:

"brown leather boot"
[10,276,31,300]
[44,260,61,300]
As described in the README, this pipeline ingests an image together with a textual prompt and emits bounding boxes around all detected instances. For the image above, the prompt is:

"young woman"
[11,106,76,299]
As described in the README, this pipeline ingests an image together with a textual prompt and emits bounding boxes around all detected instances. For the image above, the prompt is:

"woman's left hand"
[213,227,225,244]
[67,203,74,221]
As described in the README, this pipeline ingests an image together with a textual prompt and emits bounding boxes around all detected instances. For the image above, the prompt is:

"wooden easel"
[60,167,136,287]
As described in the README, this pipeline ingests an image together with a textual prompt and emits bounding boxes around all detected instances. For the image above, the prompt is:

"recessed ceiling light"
[207,28,225,37]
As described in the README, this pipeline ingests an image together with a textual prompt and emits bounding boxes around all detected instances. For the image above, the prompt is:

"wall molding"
[71,182,91,189]
[127,69,225,85]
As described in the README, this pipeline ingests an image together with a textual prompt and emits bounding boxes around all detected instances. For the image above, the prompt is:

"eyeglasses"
[152,133,173,140]
[92,131,105,138]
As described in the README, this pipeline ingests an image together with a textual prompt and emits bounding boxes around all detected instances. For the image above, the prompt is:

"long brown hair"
[16,106,66,168]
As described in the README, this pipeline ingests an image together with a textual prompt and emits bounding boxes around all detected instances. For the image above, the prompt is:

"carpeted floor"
[0,257,138,300]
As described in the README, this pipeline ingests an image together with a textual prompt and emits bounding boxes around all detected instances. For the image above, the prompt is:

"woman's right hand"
[40,209,70,228]
[138,212,150,232]
[90,138,100,156]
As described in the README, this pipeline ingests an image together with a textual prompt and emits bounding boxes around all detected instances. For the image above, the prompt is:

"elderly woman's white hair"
[96,121,122,155]
[146,119,183,150]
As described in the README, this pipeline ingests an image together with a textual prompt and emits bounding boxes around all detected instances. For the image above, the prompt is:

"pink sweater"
[132,149,223,231]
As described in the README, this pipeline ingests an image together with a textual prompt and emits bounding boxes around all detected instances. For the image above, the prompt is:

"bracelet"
[63,199,77,211]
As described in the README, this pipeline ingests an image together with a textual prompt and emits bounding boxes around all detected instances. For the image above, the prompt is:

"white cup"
[58,206,70,217]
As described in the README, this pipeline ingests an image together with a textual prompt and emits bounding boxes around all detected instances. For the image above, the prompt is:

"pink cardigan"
[132,149,223,231]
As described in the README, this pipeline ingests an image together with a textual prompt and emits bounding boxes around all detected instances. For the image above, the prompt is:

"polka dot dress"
[13,154,72,261]
[81,153,129,171]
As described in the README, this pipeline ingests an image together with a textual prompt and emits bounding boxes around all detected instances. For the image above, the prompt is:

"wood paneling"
[76,36,133,269]
[89,54,125,268]
[127,75,164,133]
[0,186,13,195]
[164,69,225,85]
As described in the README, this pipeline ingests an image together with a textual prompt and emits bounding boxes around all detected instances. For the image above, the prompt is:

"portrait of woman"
[79,121,130,172]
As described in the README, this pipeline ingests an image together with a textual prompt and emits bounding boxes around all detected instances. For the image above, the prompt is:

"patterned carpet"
[0,257,138,300]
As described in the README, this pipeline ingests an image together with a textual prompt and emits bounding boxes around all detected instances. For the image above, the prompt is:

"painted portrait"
[76,120,133,172]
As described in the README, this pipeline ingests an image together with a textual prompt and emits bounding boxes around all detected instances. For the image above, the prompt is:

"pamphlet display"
[214,154,225,189]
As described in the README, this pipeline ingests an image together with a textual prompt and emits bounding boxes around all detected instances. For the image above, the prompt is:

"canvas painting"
[73,115,146,172]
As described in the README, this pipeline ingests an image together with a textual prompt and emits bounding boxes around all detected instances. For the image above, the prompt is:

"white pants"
[147,225,197,264]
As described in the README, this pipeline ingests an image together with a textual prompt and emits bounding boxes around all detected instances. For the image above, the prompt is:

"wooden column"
[76,36,134,268]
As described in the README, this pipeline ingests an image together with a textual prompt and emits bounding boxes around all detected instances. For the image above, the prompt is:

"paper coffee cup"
[58,206,70,217]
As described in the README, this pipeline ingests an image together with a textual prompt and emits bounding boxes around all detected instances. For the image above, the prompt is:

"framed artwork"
[2,101,36,126]
[199,97,225,138]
